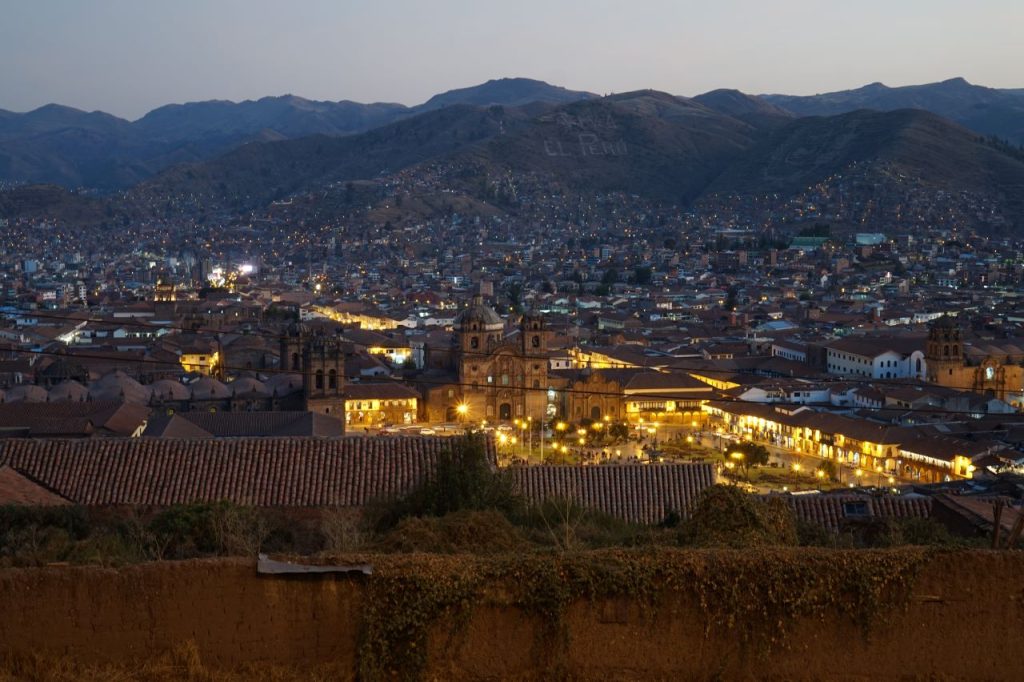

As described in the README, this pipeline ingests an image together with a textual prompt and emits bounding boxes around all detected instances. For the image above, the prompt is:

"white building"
[825,337,926,380]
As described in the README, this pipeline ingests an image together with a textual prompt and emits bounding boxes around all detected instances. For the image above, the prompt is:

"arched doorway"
[499,403,512,420]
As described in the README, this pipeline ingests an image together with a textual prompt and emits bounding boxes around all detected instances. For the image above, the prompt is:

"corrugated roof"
[782,494,932,533]
[0,436,486,507]
[511,463,716,524]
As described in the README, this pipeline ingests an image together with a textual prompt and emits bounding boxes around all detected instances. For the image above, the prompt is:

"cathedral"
[424,296,553,423]
[279,322,347,418]
[925,315,1024,407]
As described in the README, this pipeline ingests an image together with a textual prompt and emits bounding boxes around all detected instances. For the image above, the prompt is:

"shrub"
[681,486,798,548]
[371,433,524,530]
[377,509,527,554]
[320,509,365,554]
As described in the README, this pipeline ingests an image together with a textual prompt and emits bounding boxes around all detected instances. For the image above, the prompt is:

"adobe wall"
[1,551,1022,680]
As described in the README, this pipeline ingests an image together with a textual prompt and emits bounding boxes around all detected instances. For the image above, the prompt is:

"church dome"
[88,371,152,405]
[228,377,270,398]
[48,380,89,403]
[189,376,232,400]
[150,379,192,402]
[455,295,504,331]
[6,385,48,403]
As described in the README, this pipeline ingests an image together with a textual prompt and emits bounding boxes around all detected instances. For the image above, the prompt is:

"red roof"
[0,436,490,507]
[511,463,716,524]
[0,465,72,506]
[782,494,932,533]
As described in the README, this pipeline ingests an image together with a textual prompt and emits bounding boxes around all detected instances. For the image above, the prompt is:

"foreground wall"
[1,550,1023,680]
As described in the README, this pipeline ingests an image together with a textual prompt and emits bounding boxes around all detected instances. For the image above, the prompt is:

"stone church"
[279,322,347,418]
[925,315,1024,407]
[424,296,553,423]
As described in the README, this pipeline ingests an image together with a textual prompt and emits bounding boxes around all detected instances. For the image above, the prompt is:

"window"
[292,353,300,370]
[502,374,509,385]
[531,335,540,348]
[328,369,337,389]
[533,379,540,388]
[470,336,479,349]
[842,501,869,517]
[315,369,324,389]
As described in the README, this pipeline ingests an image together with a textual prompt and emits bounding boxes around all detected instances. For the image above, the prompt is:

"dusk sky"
[3,0,1022,119]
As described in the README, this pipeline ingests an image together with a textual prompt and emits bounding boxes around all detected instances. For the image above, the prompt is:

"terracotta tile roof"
[0,436,488,507]
[345,382,420,400]
[511,463,716,524]
[143,411,345,438]
[781,494,932,533]
[141,414,213,439]
[0,465,72,506]
[0,400,150,438]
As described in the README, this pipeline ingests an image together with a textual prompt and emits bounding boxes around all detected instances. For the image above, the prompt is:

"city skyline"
[2,0,1022,118]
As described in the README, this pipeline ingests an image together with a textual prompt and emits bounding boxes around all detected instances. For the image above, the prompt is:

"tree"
[633,265,652,286]
[505,282,523,313]
[731,442,770,478]
[724,285,738,312]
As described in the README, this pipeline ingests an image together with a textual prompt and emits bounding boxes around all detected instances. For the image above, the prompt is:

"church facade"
[424,297,554,424]
[925,316,1024,408]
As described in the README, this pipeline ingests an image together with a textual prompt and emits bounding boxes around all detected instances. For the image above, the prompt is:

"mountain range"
[0,78,594,189]
[762,77,1024,145]
[130,88,1024,220]
[2,77,1022,192]
[3,76,1024,232]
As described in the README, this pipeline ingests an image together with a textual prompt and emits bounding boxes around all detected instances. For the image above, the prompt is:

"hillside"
[707,108,1024,207]
[135,90,1024,227]
[462,91,759,202]
[0,79,590,189]
[415,77,595,111]
[137,104,539,208]
[763,77,1024,145]
[692,89,793,128]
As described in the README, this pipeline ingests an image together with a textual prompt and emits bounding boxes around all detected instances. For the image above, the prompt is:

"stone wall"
[1,551,1022,680]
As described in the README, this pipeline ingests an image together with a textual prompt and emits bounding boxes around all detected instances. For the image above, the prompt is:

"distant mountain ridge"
[763,77,1024,145]
[1,76,1023,194]
[130,89,1024,233]
[0,78,594,188]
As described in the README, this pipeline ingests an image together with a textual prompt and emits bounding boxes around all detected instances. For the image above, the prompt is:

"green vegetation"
[0,436,991,569]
